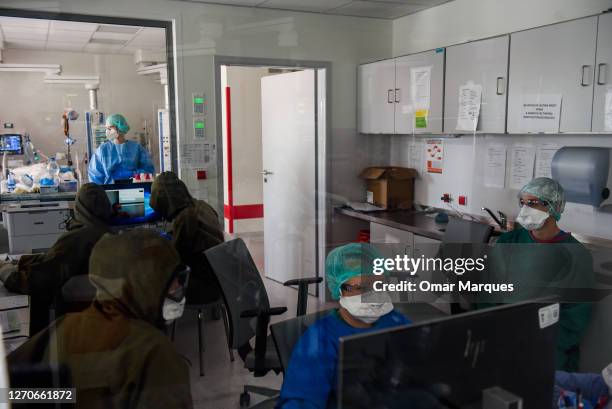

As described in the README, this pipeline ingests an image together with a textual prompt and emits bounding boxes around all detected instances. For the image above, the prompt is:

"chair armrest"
[283,277,322,287]
[240,306,288,318]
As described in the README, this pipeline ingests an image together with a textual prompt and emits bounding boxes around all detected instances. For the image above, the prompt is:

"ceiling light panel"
[258,0,352,12]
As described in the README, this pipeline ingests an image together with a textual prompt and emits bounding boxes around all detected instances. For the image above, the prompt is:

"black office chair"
[205,238,321,408]
[436,217,493,314]
[270,309,332,373]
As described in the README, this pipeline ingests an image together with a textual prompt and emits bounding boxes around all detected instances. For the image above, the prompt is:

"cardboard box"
[359,166,417,209]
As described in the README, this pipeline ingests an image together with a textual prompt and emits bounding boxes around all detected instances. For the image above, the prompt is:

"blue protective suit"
[276,309,411,409]
[88,140,155,184]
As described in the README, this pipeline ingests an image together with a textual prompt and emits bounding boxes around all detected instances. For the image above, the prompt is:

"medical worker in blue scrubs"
[88,114,155,184]
[277,243,411,409]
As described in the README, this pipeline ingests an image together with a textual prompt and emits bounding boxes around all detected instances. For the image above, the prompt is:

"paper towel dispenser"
[551,147,611,207]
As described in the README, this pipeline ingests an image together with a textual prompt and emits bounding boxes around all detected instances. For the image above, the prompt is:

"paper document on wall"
[411,66,431,129]
[426,139,443,174]
[605,91,612,132]
[510,145,535,190]
[456,82,482,132]
[535,143,559,178]
[408,142,423,172]
[484,145,506,188]
[181,143,210,169]
[518,94,562,133]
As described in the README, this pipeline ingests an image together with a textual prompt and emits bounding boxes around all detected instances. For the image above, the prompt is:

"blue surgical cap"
[326,243,381,300]
[519,177,566,221]
[105,114,130,134]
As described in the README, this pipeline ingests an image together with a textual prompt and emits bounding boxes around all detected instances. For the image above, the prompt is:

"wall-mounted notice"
[518,94,562,133]
[456,82,482,132]
[605,91,612,132]
[484,144,507,188]
[181,143,207,169]
[510,145,535,190]
[411,66,431,129]
[408,142,423,172]
[535,143,559,178]
[426,139,443,174]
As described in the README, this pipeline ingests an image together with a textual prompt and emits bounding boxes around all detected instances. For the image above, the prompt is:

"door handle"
[387,89,394,103]
[597,63,608,85]
[581,65,592,86]
[395,88,400,103]
[496,77,505,95]
[260,170,274,176]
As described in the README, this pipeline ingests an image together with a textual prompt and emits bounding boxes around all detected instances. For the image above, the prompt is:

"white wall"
[0,49,165,169]
[388,0,612,240]
[222,66,268,233]
[393,0,612,56]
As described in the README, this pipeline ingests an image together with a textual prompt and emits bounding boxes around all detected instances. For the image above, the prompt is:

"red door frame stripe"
[225,86,264,233]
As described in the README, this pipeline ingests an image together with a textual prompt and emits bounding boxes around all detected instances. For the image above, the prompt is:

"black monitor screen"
[0,134,23,155]
[338,302,558,409]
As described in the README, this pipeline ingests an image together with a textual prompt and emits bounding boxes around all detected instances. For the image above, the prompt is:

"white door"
[358,60,396,134]
[261,70,316,285]
[507,17,597,133]
[395,49,445,134]
[444,36,509,134]
[593,13,612,133]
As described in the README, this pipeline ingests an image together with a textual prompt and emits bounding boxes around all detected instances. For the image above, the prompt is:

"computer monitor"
[101,183,159,226]
[338,302,559,409]
[0,134,23,155]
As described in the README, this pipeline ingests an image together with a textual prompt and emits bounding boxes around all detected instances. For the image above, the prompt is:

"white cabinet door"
[444,36,509,133]
[507,17,598,133]
[358,59,396,134]
[593,13,612,133]
[395,49,445,134]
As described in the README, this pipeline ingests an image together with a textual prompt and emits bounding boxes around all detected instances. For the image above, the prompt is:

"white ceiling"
[176,0,453,19]
[0,17,166,55]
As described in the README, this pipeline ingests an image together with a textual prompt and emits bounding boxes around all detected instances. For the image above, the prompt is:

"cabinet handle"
[387,89,394,103]
[581,65,592,86]
[496,77,505,95]
[395,88,400,103]
[597,63,608,85]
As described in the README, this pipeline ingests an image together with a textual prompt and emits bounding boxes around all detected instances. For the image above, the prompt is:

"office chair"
[270,309,332,372]
[205,238,321,408]
[437,217,494,314]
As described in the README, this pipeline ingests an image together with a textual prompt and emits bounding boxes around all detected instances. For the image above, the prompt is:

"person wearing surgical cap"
[0,183,114,334]
[481,177,594,371]
[8,229,193,409]
[88,113,154,184]
[276,243,410,409]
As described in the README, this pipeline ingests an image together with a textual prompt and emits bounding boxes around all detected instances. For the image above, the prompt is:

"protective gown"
[150,172,224,304]
[8,230,193,409]
[277,310,410,409]
[481,227,595,371]
[88,140,154,184]
[1,183,113,333]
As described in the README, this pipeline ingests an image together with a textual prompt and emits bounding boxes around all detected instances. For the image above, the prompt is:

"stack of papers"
[346,202,384,212]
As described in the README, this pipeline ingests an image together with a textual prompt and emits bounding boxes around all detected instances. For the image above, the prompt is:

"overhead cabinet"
[444,36,509,133]
[507,17,598,133]
[358,49,445,134]
[593,12,612,133]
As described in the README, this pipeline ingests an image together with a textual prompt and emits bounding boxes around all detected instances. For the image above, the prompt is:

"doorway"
[215,57,328,296]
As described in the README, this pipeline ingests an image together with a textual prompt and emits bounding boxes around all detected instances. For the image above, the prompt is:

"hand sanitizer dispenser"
[551,147,612,208]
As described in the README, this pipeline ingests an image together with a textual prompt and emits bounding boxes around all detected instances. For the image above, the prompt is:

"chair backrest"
[205,238,271,350]
[270,309,332,372]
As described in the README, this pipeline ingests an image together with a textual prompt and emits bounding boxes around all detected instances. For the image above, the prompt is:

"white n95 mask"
[516,206,549,231]
[339,292,393,324]
[106,128,119,142]
[162,297,186,323]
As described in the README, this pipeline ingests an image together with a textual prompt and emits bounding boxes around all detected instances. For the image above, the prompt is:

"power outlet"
[441,193,452,203]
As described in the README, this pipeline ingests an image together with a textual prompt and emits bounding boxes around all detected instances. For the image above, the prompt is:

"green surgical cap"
[519,177,566,221]
[326,243,381,300]
[105,114,130,134]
